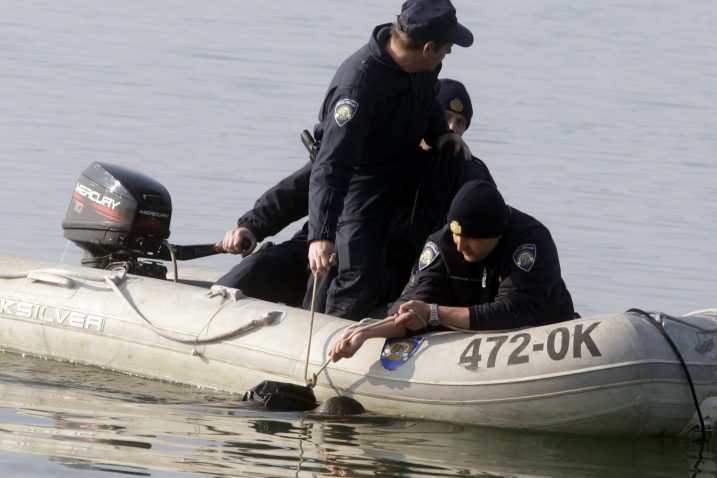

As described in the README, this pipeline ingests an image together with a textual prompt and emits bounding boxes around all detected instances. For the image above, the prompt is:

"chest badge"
[513,243,537,272]
[334,98,359,127]
[418,241,440,270]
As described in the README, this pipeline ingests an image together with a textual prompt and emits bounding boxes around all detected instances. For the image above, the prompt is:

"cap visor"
[449,23,474,47]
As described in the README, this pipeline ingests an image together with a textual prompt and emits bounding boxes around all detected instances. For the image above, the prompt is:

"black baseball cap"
[398,0,474,47]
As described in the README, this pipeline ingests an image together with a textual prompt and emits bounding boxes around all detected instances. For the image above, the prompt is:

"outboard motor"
[63,162,220,278]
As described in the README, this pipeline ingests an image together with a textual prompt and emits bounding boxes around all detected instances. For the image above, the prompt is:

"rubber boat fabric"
[2,254,717,438]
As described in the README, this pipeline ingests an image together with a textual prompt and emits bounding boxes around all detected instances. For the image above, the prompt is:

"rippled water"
[1,0,716,476]
[2,353,714,478]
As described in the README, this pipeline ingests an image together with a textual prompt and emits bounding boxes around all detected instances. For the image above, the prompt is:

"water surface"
[1,0,716,475]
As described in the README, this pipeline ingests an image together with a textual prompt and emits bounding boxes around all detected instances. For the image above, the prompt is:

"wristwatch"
[428,303,440,326]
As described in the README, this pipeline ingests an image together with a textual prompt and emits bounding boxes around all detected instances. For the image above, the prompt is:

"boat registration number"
[458,322,601,369]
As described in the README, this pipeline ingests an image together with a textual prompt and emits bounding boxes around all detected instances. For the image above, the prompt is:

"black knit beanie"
[437,78,473,128]
[448,180,509,238]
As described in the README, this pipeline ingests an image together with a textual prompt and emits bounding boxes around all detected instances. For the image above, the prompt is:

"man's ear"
[421,41,436,58]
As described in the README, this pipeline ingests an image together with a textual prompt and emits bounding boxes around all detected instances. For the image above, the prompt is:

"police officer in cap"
[329,180,575,361]
[308,0,474,319]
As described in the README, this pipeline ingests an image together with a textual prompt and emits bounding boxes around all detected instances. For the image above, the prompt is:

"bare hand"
[308,240,336,277]
[222,227,257,257]
[329,329,367,362]
[437,132,471,161]
[396,300,430,331]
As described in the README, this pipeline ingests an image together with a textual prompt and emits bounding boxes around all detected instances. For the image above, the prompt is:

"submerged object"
[313,396,366,416]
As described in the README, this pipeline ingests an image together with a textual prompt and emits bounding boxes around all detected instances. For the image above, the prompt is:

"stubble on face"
[453,235,500,263]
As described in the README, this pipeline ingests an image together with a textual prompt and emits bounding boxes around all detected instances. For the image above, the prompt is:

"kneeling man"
[330,180,575,361]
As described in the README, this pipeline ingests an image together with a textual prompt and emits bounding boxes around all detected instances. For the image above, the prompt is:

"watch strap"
[429,303,440,326]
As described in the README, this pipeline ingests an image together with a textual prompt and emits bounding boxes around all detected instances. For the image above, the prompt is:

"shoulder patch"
[513,244,537,272]
[334,98,359,127]
[418,241,440,271]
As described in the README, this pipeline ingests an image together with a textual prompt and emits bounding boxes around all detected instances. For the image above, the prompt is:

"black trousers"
[215,239,309,307]
[302,214,397,320]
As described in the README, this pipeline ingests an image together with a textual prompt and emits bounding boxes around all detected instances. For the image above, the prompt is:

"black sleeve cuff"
[469,305,480,330]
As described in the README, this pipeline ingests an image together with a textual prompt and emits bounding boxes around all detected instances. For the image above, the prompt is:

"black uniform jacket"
[412,208,574,330]
[237,161,312,243]
[388,145,495,285]
[236,147,494,280]
[308,24,450,242]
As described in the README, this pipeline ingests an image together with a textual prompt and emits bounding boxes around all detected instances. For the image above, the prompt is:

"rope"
[0,268,125,283]
[1,267,278,348]
[303,272,320,384]
[306,315,396,388]
[162,240,178,283]
[303,252,338,387]
[627,308,708,441]
[103,276,278,345]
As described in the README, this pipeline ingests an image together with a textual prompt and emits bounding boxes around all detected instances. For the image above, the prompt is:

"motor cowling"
[62,162,172,261]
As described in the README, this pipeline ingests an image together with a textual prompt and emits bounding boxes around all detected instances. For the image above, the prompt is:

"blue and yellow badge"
[334,98,358,127]
[418,241,439,270]
[513,243,537,272]
[381,336,425,370]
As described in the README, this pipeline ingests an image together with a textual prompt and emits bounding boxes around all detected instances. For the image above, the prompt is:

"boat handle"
[26,271,75,289]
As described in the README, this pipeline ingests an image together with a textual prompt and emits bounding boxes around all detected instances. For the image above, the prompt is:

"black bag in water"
[240,380,318,411]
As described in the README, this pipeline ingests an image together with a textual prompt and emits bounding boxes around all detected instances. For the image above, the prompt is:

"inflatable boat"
[1,253,716,438]
[1,162,715,438]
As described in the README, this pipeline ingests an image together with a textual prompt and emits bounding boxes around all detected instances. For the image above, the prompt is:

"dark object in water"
[313,396,365,416]
[240,380,317,411]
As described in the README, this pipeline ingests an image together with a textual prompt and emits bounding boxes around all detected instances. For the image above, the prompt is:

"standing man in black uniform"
[215,77,490,310]
[329,180,575,361]
[308,0,474,319]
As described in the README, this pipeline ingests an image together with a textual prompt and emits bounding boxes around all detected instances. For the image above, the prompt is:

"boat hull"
[1,254,716,437]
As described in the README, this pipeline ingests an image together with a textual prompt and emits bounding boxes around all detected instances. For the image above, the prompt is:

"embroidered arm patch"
[513,244,537,272]
[334,98,359,127]
[418,241,440,270]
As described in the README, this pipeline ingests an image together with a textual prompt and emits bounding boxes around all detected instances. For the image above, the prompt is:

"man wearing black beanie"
[329,180,575,361]
[436,78,473,134]
[386,77,493,297]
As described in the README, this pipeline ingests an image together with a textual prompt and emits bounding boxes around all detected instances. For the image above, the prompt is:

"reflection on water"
[0,352,714,477]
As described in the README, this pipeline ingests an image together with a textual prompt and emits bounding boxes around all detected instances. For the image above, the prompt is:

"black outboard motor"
[63,162,220,278]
